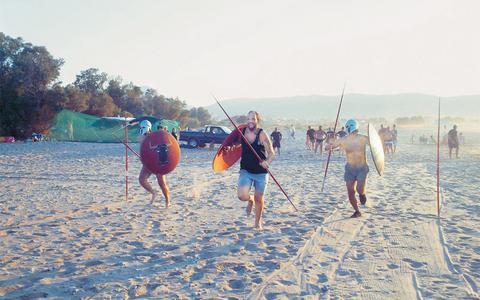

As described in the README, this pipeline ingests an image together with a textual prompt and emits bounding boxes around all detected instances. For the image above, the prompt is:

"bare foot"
[150,192,157,204]
[165,199,170,208]
[255,224,263,230]
[246,200,253,216]
[350,210,361,218]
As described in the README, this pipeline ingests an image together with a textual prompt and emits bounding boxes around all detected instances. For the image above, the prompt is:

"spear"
[212,94,298,212]
[111,131,141,159]
[436,97,441,217]
[321,84,346,192]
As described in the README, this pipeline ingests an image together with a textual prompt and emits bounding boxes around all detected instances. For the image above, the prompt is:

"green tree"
[85,93,119,117]
[107,78,127,111]
[0,33,63,137]
[74,68,108,94]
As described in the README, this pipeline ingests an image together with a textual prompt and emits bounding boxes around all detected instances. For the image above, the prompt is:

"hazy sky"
[1,0,479,106]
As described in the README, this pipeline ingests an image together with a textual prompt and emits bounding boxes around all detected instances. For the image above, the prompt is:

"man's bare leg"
[356,178,367,205]
[139,166,157,202]
[254,192,265,229]
[156,174,170,207]
[238,186,254,216]
[346,181,361,217]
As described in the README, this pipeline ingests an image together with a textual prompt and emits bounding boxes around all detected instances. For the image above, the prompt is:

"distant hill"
[205,94,479,120]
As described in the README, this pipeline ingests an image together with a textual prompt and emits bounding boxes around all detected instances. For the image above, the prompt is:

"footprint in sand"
[402,258,425,269]
[352,252,365,260]
[228,279,245,290]
[387,263,399,269]
[318,273,328,283]
[321,246,335,253]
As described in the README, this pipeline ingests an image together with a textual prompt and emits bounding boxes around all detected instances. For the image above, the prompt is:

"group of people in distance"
[306,125,348,155]
[410,125,462,159]
[378,124,398,155]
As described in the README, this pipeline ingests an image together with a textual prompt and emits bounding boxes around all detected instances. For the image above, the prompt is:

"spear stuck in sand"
[212,94,298,212]
[436,97,441,217]
[321,84,346,193]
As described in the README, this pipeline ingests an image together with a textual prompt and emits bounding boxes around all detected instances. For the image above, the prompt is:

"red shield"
[212,125,246,173]
[140,131,180,175]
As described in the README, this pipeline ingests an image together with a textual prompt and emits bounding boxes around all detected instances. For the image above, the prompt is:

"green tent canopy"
[49,109,179,143]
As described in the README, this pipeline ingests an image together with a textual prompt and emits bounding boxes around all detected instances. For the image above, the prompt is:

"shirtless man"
[332,119,369,218]
[314,126,327,155]
[138,120,170,207]
[237,111,275,229]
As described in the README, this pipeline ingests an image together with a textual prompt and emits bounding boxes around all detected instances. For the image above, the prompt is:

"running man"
[448,125,459,159]
[314,126,327,155]
[238,111,275,229]
[332,119,369,218]
[138,120,170,207]
[270,127,283,155]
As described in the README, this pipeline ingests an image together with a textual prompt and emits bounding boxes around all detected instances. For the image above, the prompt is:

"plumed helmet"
[139,120,152,135]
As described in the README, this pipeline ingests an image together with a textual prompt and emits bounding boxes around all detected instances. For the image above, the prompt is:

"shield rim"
[368,123,385,176]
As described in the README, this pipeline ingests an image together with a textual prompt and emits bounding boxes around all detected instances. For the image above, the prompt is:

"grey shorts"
[344,164,369,182]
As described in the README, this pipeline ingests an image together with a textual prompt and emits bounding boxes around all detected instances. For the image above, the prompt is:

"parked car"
[180,125,232,148]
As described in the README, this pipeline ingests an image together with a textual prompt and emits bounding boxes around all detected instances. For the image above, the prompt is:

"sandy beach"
[0,132,479,299]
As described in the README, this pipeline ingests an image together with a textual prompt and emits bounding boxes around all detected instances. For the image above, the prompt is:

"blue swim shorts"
[238,169,269,194]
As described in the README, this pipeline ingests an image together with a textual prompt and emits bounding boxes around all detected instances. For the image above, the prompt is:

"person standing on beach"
[270,127,282,155]
[325,127,335,152]
[290,125,296,140]
[138,120,170,207]
[384,126,393,155]
[459,132,465,145]
[331,119,369,218]
[336,126,347,139]
[391,124,398,153]
[448,125,460,159]
[237,111,275,229]
[314,126,327,155]
[379,124,387,153]
[306,126,315,150]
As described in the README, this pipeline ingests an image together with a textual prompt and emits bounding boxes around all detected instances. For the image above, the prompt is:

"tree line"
[0,33,211,138]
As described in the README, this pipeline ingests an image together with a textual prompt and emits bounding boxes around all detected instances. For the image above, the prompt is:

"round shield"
[368,123,385,176]
[140,131,180,175]
[212,125,246,173]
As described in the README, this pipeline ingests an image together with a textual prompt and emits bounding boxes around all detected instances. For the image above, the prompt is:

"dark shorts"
[448,142,458,148]
[316,139,324,143]
[344,164,369,182]
[273,141,281,148]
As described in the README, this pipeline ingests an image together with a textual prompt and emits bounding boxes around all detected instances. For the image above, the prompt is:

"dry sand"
[0,133,478,299]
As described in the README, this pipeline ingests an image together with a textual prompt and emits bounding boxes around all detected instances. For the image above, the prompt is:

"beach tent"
[49,109,179,143]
